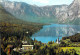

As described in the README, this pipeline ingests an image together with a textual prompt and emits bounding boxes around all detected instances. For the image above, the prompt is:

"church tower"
[56,37,60,44]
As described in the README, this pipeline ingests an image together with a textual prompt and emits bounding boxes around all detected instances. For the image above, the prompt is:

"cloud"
[32,0,49,4]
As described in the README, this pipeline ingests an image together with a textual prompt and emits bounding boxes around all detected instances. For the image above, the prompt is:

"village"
[3,36,61,55]
[1,32,80,55]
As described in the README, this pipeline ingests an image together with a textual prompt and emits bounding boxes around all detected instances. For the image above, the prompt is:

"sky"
[9,0,74,6]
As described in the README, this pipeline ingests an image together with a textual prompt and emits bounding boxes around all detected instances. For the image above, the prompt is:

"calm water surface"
[31,24,80,43]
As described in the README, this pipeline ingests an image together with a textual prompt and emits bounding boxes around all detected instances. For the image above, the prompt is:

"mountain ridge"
[1,0,80,25]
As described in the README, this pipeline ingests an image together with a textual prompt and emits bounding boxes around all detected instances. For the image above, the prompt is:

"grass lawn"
[60,47,80,55]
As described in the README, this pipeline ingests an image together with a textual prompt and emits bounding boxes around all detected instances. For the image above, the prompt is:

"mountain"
[0,0,80,25]
[0,4,29,24]
[0,4,43,25]
[0,4,24,24]
[65,0,80,25]
[68,0,80,19]
[0,1,68,24]
[0,4,44,36]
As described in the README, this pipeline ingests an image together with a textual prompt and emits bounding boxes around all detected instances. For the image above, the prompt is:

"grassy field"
[60,47,80,55]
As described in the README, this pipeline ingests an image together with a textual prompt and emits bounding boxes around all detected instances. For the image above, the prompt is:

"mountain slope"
[0,4,44,36]
[1,1,68,24]
[68,0,80,19]
[0,4,24,24]
[0,4,44,25]
[1,0,80,25]
[65,0,80,25]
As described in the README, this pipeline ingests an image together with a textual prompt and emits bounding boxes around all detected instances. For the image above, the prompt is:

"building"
[56,37,60,44]
[22,41,34,51]
[22,45,33,51]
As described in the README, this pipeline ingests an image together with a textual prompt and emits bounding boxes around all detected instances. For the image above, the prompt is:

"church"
[56,37,61,44]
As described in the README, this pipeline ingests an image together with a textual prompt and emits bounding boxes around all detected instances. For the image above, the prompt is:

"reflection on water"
[31,24,80,43]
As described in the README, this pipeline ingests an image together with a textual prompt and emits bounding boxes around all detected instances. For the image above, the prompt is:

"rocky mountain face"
[68,0,80,20]
[66,0,80,25]
[0,0,80,24]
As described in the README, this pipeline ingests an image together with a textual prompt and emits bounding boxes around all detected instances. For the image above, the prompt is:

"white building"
[56,37,60,44]
[22,41,34,51]
[22,45,33,51]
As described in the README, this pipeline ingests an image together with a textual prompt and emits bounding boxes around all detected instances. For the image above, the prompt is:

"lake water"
[31,24,80,43]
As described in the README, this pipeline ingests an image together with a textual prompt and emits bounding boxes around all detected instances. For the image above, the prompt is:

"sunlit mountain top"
[2,0,74,6]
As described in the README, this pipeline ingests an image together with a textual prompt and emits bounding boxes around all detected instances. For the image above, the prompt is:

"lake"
[31,24,80,43]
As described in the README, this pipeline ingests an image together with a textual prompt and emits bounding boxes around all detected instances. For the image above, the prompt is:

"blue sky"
[9,0,73,6]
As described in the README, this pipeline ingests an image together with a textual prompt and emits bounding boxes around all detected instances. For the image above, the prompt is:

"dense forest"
[62,33,80,42]
[0,22,44,55]
[1,22,80,55]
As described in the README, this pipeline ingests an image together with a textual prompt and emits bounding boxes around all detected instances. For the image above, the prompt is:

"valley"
[0,0,80,55]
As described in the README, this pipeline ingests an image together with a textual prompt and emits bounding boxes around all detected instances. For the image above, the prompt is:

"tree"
[64,49,78,55]
[69,33,80,42]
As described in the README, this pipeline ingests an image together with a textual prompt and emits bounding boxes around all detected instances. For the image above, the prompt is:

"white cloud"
[32,0,49,4]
